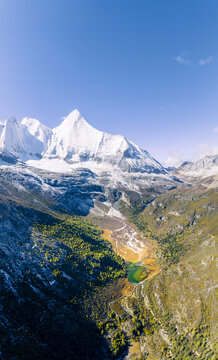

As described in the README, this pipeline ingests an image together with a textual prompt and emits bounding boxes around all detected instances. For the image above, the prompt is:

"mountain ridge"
[0,109,166,174]
[177,154,218,178]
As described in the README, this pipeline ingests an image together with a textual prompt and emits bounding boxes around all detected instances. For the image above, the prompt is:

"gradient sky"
[0,0,217,166]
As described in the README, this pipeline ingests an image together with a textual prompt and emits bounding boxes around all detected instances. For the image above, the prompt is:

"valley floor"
[90,216,160,283]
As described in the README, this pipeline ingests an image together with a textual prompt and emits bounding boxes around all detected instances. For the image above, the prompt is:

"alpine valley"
[0,110,217,360]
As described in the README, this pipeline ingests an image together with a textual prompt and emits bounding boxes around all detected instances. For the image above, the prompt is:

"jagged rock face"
[1,109,165,174]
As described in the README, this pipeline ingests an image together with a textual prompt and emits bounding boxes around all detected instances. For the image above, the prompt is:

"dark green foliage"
[156,234,189,265]
[0,207,127,360]
[110,330,127,357]
[32,214,126,287]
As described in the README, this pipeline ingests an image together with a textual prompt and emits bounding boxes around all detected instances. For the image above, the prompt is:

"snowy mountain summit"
[44,109,165,173]
[0,109,165,174]
[177,155,218,178]
[0,117,43,162]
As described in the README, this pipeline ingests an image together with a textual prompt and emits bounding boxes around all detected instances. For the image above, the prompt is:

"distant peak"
[22,117,41,126]
[72,108,81,116]
[56,109,91,132]
[63,109,82,123]
[180,161,193,168]
[6,116,17,124]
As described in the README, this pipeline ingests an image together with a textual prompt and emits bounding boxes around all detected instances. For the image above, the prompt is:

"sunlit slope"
[136,187,218,359]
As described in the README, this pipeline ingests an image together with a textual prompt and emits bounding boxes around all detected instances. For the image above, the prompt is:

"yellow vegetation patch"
[103,228,140,262]
[126,340,141,359]
[103,228,160,280]
[120,278,134,297]
[147,355,159,360]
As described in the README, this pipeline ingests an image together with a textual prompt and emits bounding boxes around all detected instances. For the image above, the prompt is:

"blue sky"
[0,0,217,165]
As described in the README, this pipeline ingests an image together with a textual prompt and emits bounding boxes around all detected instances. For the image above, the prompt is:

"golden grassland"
[126,340,141,359]
[103,228,160,281]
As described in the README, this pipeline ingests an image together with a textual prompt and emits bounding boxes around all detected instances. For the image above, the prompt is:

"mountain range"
[177,155,218,178]
[1,108,217,201]
[0,109,217,360]
[1,109,217,181]
[0,109,165,174]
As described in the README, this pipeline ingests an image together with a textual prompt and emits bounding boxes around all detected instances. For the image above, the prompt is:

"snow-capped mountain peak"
[46,110,103,160]
[42,109,165,173]
[61,109,86,126]
[177,155,218,178]
[21,117,52,152]
[0,109,166,174]
[21,117,51,142]
[0,117,43,161]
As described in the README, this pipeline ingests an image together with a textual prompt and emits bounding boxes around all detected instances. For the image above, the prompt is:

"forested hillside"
[104,187,218,359]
